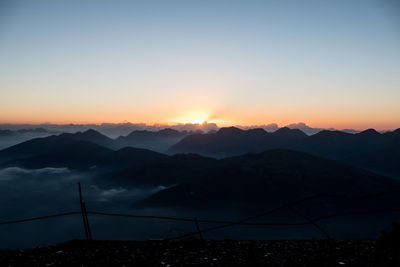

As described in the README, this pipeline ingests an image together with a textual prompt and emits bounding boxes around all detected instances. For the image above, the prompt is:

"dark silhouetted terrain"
[0,128,55,150]
[168,127,400,177]
[1,239,399,267]
[1,133,399,213]
[114,128,191,152]
[1,127,400,248]
[132,150,400,212]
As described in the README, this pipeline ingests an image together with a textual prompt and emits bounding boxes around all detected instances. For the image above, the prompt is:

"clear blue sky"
[0,0,399,129]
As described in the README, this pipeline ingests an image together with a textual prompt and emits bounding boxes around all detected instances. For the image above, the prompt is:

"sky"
[0,0,399,130]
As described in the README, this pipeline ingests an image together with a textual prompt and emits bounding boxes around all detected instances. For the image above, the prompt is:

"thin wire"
[1,189,399,239]
[0,211,81,225]
[85,211,303,226]
[171,190,400,239]
[2,208,399,228]
[172,208,400,239]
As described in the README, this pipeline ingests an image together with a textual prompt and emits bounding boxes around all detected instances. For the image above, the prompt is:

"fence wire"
[1,189,400,240]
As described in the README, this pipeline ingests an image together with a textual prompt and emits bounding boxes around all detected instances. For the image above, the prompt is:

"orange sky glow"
[0,107,398,131]
[1,1,399,131]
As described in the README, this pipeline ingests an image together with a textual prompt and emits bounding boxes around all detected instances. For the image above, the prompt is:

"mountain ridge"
[168,127,400,177]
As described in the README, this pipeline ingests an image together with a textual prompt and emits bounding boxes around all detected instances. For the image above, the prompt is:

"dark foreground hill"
[114,128,190,152]
[168,127,400,177]
[133,150,400,211]
[0,128,191,161]
[1,130,400,214]
[0,130,114,165]
[1,239,398,266]
[168,127,307,157]
[1,143,169,171]
[1,133,399,212]
[0,129,171,170]
[3,126,399,176]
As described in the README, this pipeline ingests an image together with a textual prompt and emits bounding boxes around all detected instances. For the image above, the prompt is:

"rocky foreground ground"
[1,238,399,267]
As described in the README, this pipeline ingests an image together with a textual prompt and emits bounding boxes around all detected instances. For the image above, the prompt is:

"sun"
[173,111,209,125]
[188,117,207,124]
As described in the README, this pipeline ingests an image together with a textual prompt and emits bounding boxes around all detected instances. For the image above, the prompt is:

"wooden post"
[78,182,92,240]
[82,202,92,240]
[194,217,203,240]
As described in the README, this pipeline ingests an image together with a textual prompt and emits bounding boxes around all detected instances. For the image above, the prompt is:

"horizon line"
[0,121,398,132]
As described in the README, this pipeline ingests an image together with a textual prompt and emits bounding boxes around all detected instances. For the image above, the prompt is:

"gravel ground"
[0,239,399,267]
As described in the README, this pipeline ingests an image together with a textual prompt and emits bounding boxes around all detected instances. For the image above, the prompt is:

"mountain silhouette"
[134,149,400,211]
[0,129,115,164]
[168,127,400,177]
[0,129,168,170]
[4,141,113,169]
[168,127,306,157]
[0,128,191,165]
[2,130,400,213]
[114,128,189,152]
[2,141,168,170]
[57,129,116,148]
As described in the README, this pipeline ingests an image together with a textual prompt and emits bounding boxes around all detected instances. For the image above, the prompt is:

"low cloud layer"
[0,167,170,248]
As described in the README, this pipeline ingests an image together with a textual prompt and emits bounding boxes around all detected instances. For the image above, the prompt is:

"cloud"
[0,166,70,175]
[0,167,179,248]
[0,167,71,181]
[88,184,168,202]
[100,188,127,197]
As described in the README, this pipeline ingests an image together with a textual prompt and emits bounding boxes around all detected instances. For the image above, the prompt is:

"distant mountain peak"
[273,127,307,138]
[83,128,98,133]
[275,127,291,132]
[217,127,244,135]
[81,129,103,136]
[76,129,112,141]
[358,129,379,136]
[53,129,114,148]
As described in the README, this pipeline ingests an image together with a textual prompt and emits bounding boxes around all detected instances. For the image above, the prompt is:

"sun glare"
[173,111,209,125]
[189,118,206,124]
